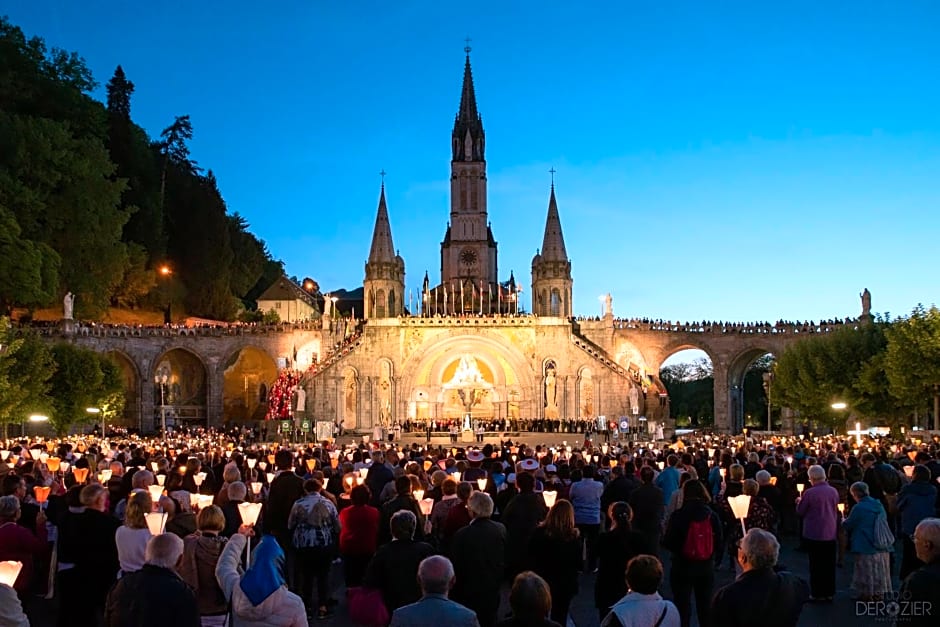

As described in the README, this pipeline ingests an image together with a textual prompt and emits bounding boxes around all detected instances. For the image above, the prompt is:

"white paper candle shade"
[147,485,164,501]
[413,489,424,501]
[189,493,200,509]
[30,448,41,461]
[266,472,275,485]
[728,494,751,535]
[156,474,166,486]
[419,498,434,517]
[197,495,213,510]
[359,467,369,481]
[258,462,267,471]
[904,466,915,478]
[251,482,262,495]
[238,502,263,527]
[99,469,112,483]
[796,484,805,495]
[0,450,9,461]
[0,561,23,587]
[477,478,487,491]
[39,452,49,464]
[542,490,557,509]
[194,472,207,487]
[144,512,167,536]
[150,462,158,472]
[452,472,462,482]
[247,458,257,469]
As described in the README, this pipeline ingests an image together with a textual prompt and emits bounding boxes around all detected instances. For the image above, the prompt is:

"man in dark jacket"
[449,491,507,627]
[263,450,304,549]
[712,528,809,627]
[365,451,395,507]
[105,533,200,627]
[364,510,435,613]
[896,518,940,627]
[379,476,425,544]
[500,472,547,577]
[601,463,640,523]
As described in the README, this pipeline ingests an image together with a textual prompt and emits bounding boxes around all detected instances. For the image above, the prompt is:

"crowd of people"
[609,317,862,334]
[0,428,939,627]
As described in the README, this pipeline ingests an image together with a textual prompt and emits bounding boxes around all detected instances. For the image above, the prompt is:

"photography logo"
[856,590,932,622]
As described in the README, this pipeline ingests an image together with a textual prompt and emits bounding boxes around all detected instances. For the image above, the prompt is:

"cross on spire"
[380,169,386,186]
[549,167,556,187]
[464,36,472,55]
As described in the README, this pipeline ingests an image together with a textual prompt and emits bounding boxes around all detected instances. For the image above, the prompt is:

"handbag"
[347,586,390,626]
[873,510,895,551]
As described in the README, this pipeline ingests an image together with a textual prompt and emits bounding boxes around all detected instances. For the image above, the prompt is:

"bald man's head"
[914,518,940,564]
[417,555,454,595]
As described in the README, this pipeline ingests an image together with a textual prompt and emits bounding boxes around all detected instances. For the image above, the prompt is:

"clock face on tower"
[459,248,478,266]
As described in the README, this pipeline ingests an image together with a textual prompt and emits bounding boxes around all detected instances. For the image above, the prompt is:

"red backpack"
[682,517,714,561]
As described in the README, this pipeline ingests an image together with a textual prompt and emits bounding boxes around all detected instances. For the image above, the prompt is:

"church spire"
[452,46,485,162]
[368,183,396,264]
[539,184,568,262]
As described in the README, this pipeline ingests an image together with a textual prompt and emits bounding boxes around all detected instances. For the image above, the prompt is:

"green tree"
[660,358,714,426]
[773,322,897,430]
[884,305,940,430]
[0,317,55,437]
[106,64,133,120]
[48,343,124,435]
[0,206,60,314]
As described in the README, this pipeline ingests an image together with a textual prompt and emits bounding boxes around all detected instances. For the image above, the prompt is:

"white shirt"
[115,525,152,574]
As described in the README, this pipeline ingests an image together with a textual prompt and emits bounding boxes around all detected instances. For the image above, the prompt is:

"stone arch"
[294,339,322,369]
[220,346,278,423]
[152,347,209,430]
[401,332,537,423]
[726,346,776,433]
[106,350,141,431]
[655,343,716,430]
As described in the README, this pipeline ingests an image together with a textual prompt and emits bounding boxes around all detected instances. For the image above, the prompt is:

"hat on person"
[545,464,557,473]
[520,458,539,471]
[506,473,516,483]
[467,450,484,463]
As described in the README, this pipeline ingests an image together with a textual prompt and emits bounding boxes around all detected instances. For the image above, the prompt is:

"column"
[207,361,223,428]
[712,362,732,433]
[392,376,400,424]
[140,367,156,433]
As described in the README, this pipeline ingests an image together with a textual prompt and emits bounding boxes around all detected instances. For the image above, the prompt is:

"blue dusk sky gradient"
[6,1,940,325]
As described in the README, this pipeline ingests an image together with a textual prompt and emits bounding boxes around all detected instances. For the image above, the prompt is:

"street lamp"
[26,414,48,437]
[158,266,172,324]
[762,371,774,432]
[86,407,102,438]
[154,370,169,435]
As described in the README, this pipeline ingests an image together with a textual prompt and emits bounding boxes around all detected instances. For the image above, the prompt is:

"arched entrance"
[402,333,535,426]
[152,348,208,431]
[221,347,278,423]
[107,351,140,431]
[659,347,715,429]
[728,348,775,433]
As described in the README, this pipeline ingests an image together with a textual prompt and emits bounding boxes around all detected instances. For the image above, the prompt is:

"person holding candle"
[364,510,435,615]
[288,478,340,620]
[115,489,155,575]
[56,483,121,627]
[0,495,48,599]
[501,472,548,578]
[1,474,40,532]
[897,465,939,579]
[104,533,200,627]
[795,464,840,601]
[662,479,721,627]
[379,475,426,544]
[180,505,230,626]
[525,499,581,624]
[449,491,507,627]
[338,484,379,587]
[221,482,247,538]
[595,502,653,622]
[710,528,809,627]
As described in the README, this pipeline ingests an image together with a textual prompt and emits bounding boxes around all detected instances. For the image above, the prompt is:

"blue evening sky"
[6,1,940,326]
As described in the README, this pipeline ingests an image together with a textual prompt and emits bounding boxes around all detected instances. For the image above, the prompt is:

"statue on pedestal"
[604,293,613,317]
[63,292,74,320]
[860,288,871,318]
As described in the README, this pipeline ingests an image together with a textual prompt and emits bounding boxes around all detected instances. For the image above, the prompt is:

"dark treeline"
[0,17,283,320]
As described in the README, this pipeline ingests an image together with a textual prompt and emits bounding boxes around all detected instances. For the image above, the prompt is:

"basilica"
[301,50,663,434]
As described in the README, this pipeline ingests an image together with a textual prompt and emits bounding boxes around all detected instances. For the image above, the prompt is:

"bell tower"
[441,45,497,288]
[364,182,405,319]
[531,183,572,317]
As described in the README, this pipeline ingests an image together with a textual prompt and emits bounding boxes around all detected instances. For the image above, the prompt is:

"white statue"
[63,292,74,320]
[463,413,471,431]
[604,293,613,317]
[323,294,332,318]
[629,386,640,414]
[545,367,557,408]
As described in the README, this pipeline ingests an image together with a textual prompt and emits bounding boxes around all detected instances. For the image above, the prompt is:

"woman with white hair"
[843,481,893,601]
[795,464,840,601]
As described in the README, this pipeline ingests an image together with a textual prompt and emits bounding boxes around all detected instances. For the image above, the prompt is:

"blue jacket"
[897,481,939,536]
[390,593,480,627]
[655,466,681,503]
[842,496,888,555]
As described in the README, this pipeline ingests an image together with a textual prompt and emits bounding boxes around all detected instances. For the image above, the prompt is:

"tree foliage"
[0,317,55,435]
[884,305,940,415]
[48,343,124,435]
[0,17,280,321]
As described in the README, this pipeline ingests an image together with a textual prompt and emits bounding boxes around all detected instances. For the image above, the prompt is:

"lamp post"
[155,369,169,435]
[762,371,774,432]
[86,407,102,438]
[27,414,49,438]
[158,265,172,324]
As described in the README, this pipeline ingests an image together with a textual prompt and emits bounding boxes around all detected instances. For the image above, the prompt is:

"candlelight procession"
[1,427,939,626]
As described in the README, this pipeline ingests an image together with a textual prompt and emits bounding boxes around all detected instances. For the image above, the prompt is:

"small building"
[256,276,320,323]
